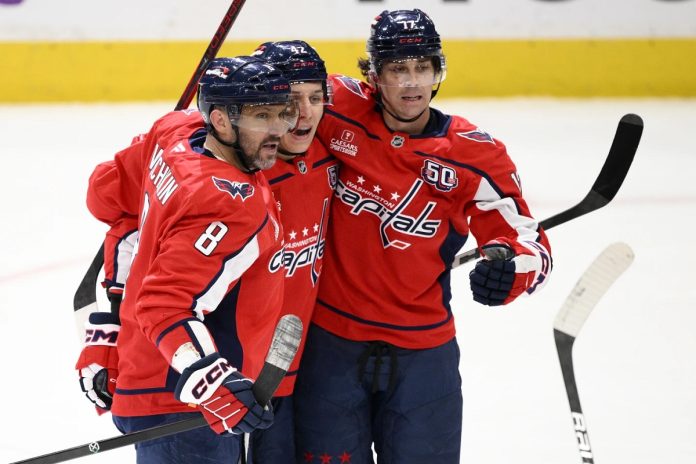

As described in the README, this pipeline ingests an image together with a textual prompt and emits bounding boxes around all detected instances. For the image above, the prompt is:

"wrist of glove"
[75,312,120,413]
[174,353,273,435]
[469,238,551,306]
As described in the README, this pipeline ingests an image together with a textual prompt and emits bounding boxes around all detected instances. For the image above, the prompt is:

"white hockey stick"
[554,242,635,463]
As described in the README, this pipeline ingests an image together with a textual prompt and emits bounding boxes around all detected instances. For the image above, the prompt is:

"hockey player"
[77,56,298,463]
[247,41,338,463]
[74,43,336,463]
[293,9,552,463]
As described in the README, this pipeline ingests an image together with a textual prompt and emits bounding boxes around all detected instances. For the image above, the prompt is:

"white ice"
[1,98,694,463]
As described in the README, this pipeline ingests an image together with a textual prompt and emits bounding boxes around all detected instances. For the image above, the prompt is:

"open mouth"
[262,141,279,151]
[292,127,312,137]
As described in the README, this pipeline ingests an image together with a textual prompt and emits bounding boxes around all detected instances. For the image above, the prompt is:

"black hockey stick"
[10,314,303,464]
[73,0,248,334]
[553,243,634,463]
[451,113,643,269]
[174,0,247,112]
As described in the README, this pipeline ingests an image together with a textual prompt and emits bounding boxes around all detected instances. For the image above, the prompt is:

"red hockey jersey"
[313,75,551,350]
[87,110,284,416]
[263,140,338,396]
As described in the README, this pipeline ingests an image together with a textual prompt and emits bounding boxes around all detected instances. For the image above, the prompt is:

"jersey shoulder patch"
[212,176,255,202]
[332,74,368,100]
[455,128,496,145]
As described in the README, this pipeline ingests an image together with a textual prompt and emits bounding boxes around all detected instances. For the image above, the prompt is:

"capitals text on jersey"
[268,198,329,285]
[335,177,441,250]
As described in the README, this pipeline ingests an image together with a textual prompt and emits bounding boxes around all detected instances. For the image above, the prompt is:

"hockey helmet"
[366,9,446,83]
[197,56,297,130]
[253,40,332,104]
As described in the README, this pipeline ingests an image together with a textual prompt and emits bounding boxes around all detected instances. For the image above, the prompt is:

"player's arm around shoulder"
[87,141,146,226]
[86,110,203,224]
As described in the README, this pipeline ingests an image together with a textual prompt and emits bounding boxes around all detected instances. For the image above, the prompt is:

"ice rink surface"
[1,98,694,463]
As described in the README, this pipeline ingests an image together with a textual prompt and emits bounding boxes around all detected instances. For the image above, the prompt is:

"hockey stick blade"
[554,242,635,338]
[72,0,248,334]
[554,242,634,464]
[253,314,304,405]
[452,114,643,269]
[10,314,303,464]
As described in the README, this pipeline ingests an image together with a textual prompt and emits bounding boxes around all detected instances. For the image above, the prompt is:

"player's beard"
[239,134,281,171]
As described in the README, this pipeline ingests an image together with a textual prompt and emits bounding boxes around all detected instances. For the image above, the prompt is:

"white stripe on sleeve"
[192,236,261,320]
[473,177,540,243]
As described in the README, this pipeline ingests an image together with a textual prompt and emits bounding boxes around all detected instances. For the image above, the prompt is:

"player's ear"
[367,71,378,88]
[209,107,228,132]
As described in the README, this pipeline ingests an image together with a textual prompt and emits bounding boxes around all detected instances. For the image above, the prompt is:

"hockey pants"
[294,324,463,464]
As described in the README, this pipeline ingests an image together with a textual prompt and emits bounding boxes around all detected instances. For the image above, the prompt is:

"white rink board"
[0,0,695,40]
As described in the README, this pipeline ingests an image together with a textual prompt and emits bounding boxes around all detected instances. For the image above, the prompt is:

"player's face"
[236,103,297,170]
[280,82,325,155]
[375,57,435,120]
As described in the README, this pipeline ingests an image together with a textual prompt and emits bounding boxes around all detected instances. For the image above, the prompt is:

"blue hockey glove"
[470,238,551,306]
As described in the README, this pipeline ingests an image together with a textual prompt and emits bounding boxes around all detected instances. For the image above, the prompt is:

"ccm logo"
[399,38,423,44]
[272,84,289,91]
[192,359,234,400]
[84,329,118,345]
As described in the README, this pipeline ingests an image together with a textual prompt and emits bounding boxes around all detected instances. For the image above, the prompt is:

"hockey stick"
[174,0,247,112]
[554,242,634,463]
[451,113,643,269]
[10,314,303,464]
[73,0,248,335]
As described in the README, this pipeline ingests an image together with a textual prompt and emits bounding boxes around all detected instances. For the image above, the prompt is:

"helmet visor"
[232,101,299,134]
[372,56,446,88]
[289,79,333,106]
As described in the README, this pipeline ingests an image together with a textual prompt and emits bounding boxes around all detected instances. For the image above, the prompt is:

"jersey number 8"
[194,222,229,256]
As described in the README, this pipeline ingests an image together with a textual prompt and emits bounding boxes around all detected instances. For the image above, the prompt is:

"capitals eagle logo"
[212,176,255,201]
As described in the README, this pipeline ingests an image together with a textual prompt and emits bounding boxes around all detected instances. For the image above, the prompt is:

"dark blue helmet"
[253,40,327,84]
[197,56,292,125]
[367,9,445,75]
[252,40,332,103]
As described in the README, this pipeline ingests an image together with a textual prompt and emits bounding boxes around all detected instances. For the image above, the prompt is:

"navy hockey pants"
[113,412,242,463]
[248,396,295,463]
[294,324,463,464]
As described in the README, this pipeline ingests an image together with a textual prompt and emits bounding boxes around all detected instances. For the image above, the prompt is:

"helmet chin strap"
[209,125,259,173]
[431,80,442,99]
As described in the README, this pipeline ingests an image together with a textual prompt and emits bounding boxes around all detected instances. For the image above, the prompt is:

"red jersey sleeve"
[121,114,283,374]
[135,192,268,369]
[456,133,552,295]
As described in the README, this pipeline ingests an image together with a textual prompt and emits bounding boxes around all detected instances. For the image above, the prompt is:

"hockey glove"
[174,353,274,435]
[75,312,120,414]
[469,237,551,306]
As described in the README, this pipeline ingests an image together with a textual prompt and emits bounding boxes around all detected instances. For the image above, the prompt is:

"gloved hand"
[175,353,273,435]
[75,312,120,414]
[469,237,551,306]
